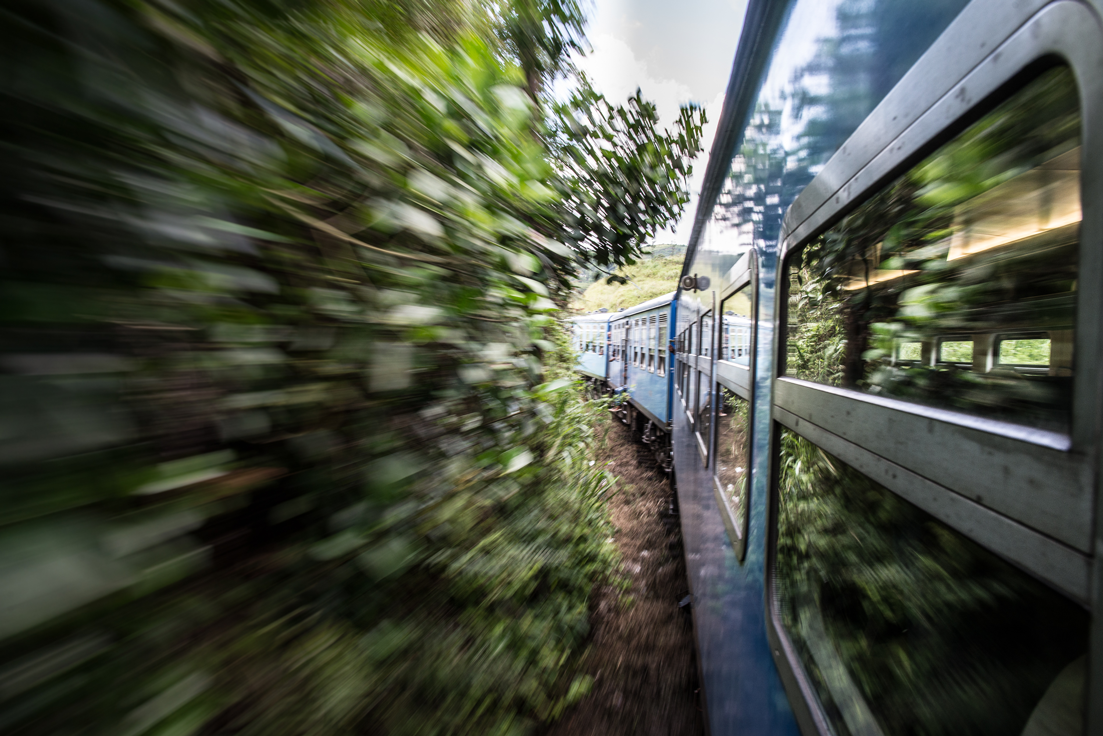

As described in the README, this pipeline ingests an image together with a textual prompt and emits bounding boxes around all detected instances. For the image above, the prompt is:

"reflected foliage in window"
[1000,338,1049,366]
[898,342,921,361]
[785,67,1079,431]
[939,340,972,364]
[715,388,750,555]
[776,428,1088,736]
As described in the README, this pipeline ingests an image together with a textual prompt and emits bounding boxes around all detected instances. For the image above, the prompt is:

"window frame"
[712,252,756,561]
[764,6,1103,736]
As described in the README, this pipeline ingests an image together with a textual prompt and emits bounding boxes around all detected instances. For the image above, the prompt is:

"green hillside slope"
[572,254,683,313]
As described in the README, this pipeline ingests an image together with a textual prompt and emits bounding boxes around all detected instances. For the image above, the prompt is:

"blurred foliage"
[551,77,706,269]
[0,0,701,733]
[776,429,1087,736]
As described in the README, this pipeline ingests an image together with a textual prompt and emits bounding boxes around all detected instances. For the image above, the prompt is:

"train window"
[695,311,714,461]
[700,313,713,359]
[776,427,1088,736]
[897,341,922,363]
[999,336,1050,367]
[714,387,750,559]
[937,339,972,365]
[631,319,637,365]
[784,66,1079,432]
[687,354,698,423]
[648,315,656,371]
[721,287,752,366]
[657,314,668,376]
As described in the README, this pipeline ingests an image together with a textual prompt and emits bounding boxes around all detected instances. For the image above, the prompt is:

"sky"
[571,0,750,244]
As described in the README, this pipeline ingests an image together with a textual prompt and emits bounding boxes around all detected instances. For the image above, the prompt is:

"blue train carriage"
[567,311,610,382]
[607,292,676,470]
[671,0,1103,734]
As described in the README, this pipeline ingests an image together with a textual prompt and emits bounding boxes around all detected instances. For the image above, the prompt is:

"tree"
[550,76,706,270]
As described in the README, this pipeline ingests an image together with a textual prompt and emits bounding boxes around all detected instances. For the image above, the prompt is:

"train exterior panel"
[572,0,1103,733]
[608,293,676,426]
[671,0,1103,733]
[568,312,610,380]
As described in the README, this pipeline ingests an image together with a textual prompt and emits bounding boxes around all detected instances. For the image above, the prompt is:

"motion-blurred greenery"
[0,1,702,734]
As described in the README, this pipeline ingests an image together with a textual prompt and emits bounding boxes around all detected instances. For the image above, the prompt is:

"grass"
[571,254,683,313]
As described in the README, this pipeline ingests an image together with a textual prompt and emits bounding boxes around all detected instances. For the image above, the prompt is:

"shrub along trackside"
[0,1,702,734]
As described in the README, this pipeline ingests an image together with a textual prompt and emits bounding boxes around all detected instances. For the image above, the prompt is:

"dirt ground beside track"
[541,417,706,736]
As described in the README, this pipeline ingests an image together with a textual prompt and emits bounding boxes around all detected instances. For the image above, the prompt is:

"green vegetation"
[999,339,1050,366]
[776,429,1086,736]
[572,253,683,313]
[0,1,703,734]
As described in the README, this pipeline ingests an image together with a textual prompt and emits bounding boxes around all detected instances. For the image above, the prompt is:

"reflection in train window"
[897,341,922,362]
[785,66,1079,431]
[715,388,750,558]
[687,362,697,422]
[722,287,752,365]
[701,313,713,359]
[938,339,972,365]
[776,428,1088,736]
[999,337,1050,367]
[696,370,711,460]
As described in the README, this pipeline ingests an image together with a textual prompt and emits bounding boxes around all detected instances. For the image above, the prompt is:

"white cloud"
[575,33,694,129]
[572,34,725,246]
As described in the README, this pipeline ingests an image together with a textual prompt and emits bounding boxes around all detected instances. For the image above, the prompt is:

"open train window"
[783,64,1080,434]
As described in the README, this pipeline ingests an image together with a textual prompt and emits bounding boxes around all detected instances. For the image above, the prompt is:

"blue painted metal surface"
[671,0,970,733]
[568,313,610,380]
[609,293,676,424]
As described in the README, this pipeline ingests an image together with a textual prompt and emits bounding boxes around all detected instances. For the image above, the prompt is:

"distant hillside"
[572,254,683,313]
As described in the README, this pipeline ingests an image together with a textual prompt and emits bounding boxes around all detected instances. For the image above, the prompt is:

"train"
[569,0,1103,734]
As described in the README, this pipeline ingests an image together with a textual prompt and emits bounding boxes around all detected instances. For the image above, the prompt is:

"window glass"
[696,310,712,455]
[701,313,713,359]
[938,340,972,364]
[687,362,697,420]
[715,388,751,557]
[897,341,922,362]
[1000,337,1050,366]
[785,67,1079,432]
[722,287,752,366]
[776,427,1088,736]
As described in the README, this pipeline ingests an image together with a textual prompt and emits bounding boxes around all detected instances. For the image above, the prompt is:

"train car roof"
[610,291,676,320]
[566,311,612,324]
